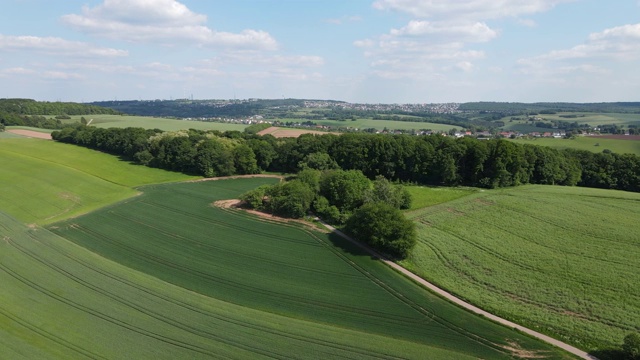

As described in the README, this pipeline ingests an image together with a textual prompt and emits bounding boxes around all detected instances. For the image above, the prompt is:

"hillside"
[404,185,640,352]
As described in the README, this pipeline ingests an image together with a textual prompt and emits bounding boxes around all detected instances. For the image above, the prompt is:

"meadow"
[0,139,195,224]
[403,185,640,351]
[47,178,573,359]
[313,117,463,132]
[510,136,640,155]
[405,185,478,210]
[500,112,640,134]
[68,114,249,132]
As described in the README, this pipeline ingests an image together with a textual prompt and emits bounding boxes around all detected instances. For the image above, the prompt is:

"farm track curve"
[316,220,599,360]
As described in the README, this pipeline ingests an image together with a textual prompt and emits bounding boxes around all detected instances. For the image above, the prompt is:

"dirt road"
[317,220,598,360]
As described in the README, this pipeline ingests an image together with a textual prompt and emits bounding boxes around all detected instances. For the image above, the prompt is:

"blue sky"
[1,0,639,103]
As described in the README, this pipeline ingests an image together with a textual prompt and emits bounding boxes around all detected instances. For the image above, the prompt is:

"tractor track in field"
[316,220,598,360]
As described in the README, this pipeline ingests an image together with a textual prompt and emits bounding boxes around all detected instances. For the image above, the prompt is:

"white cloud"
[0,35,128,57]
[62,0,278,50]
[0,67,36,76]
[372,0,572,20]
[43,71,84,80]
[390,20,498,42]
[520,22,640,66]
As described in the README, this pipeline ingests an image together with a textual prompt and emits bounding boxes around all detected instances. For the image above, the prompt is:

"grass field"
[510,136,640,155]
[405,185,478,210]
[279,116,463,132]
[403,185,640,351]
[68,114,249,132]
[47,178,573,359]
[0,139,196,224]
[500,112,640,134]
[2,211,483,360]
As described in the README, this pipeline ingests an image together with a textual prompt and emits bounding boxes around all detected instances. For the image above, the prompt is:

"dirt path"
[316,219,598,360]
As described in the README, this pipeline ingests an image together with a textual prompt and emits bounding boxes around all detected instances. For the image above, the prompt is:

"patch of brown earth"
[6,129,52,139]
[212,199,329,233]
[499,340,551,359]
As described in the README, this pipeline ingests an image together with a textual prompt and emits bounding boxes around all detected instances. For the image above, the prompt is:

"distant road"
[317,220,598,360]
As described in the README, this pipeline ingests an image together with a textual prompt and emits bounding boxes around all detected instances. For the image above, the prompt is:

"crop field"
[405,186,478,210]
[68,114,249,132]
[403,185,640,351]
[47,178,573,359]
[257,126,337,138]
[312,117,463,132]
[510,136,640,155]
[0,139,195,224]
[500,112,640,133]
[2,211,481,360]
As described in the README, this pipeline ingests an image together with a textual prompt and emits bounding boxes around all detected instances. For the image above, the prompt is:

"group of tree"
[239,169,416,258]
[0,99,120,116]
[0,113,71,129]
[51,125,640,193]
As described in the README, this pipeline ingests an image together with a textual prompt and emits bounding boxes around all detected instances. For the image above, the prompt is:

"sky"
[0,0,639,104]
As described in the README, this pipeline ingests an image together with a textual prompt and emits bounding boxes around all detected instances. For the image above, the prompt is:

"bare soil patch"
[6,129,52,140]
[257,126,338,138]
[188,174,284,183]
[212,199,329,233]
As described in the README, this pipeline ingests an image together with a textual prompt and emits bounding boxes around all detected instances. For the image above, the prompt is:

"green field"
[68,114,249,132]
[510,136,640,155]
[501,112,640,133]
[46,178,573,359]
[405,186,478,210]
[2,211,483,359]
[403,185,640,351]
[317,118,462,132]
[0,139,196,224]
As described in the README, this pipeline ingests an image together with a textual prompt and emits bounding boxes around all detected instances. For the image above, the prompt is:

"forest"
[0,99,120,129]
[51,125,640,193]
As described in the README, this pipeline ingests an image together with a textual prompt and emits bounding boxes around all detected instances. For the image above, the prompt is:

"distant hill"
[459,101,640,114]
[0,98,120,116]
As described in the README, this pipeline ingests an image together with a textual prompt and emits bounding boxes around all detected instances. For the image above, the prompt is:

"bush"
[345,202,416,259]
[265,181,315,218]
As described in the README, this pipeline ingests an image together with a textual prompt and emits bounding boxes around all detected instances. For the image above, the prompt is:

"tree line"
[0,99,120,116]
[51,125,640,193]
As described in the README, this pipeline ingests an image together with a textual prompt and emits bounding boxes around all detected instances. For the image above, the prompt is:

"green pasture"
[49,178,572,359]
[0,139,195,224]
[403,185,640,351]
[501,112,640,133]
[281,116,462,132]
[405,185,478,210]
[0,131,24,139]
[68,114,249,132]
[501,122,556,133]
[540,112,640,126]
[510,136,640,155]
[1,212,478,360]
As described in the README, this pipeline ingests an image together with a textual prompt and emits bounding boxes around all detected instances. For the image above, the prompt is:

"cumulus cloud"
[520,23,640,66]
[390,20,498,42]
[372,0,572,20]
[62,0,278,50]
[0,35,128,57]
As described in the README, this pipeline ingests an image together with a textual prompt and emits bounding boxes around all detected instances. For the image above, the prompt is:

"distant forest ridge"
[459,101,640,113]
[0,98,120,116]
[89,98,640,119]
